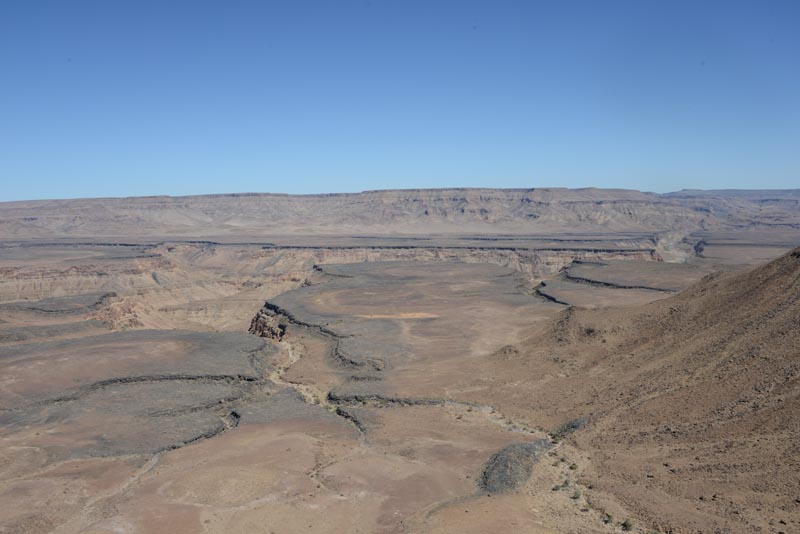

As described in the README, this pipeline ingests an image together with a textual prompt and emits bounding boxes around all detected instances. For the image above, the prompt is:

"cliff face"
[2,187,798,239]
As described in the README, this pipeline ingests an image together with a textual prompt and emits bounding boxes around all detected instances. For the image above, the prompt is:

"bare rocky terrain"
[0,187,798,533]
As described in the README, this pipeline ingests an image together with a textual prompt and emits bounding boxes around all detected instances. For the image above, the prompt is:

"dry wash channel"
[243,261,610,532]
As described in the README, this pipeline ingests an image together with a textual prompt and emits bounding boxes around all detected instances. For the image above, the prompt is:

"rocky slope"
[471,247,800,533]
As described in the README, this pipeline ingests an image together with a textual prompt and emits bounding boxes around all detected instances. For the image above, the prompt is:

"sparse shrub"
[621,518,634,531]
[562,479,570,488]
[553,479,571,492]
[601,513,613,524]
[571,489,581,500]
[549,417,588,442]
[569,462,578,470]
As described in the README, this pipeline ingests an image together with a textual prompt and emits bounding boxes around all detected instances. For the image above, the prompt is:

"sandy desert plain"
[0,187,798,534]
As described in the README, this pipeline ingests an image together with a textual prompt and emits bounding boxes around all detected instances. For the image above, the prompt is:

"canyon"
[0,188,798,533]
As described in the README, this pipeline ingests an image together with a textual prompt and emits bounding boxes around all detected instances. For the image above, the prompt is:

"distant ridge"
[0,188,797,240]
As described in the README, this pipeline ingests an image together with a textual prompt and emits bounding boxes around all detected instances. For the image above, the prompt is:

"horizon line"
[4,186,800,204]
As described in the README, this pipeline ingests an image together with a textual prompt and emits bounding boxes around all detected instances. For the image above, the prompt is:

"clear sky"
[1,1,798,201]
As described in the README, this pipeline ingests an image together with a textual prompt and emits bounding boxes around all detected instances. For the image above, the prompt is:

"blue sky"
[1,1,798,200]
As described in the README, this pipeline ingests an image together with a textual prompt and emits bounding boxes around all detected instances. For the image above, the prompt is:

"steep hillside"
[483,248,800,532]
